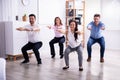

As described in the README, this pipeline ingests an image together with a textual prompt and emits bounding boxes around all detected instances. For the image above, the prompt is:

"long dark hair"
[54,17,63,26]
[69,20,78,41]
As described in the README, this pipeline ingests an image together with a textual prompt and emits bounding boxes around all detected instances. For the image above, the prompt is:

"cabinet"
[0,22,7,58]
[0,21,29,58]
[65,0,85,46]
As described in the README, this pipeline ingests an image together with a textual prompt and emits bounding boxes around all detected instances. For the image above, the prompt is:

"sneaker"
[87,57,91,62]
[100,58,104,63]
[21,60,29,64]
[60,55,64,59]
[63,66,69,70]
[79,67,83,71]
[37,60,42,64]
[51,55,55,58]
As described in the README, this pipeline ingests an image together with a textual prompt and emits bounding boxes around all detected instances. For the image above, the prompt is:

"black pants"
[49,36,65,56]
[21,41,42,62]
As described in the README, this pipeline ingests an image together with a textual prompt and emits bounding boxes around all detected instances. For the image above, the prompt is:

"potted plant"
[22,14,27,21]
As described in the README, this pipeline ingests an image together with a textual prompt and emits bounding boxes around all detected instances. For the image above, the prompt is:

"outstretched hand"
[56,29,65,34]
[16,27,31,31]
[75,31,81,35]
[101,26,105,30]
[16,27,24,31]
[87,27,92,30]
[47,26,51,29]
[24,28,31,31]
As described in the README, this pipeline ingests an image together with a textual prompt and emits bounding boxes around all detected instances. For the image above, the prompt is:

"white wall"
[85,0,120,50]
[39,0,65,25]
[0,0,38,22]
[101,0,120,30]
[85,0,101,25]
[0,0,120,52]
[101,0,120,50]
[38,0,66,53]
[85,0,101,47]
[0,0,12,21]
[17,0,38,22]
[0,0,38,55]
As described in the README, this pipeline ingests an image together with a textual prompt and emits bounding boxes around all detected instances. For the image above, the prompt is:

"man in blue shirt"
[87,14,105,63]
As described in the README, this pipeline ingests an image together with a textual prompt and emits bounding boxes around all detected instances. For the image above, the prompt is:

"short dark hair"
[94,14,100,18]
[29,14,36,19]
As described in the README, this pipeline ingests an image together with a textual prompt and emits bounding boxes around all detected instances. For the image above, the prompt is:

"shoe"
[79,67,83,71]
[51,55,55,58]
[63,66,69,70]
[87,57,91,62]
[38,60,42,64]
[37,61,42,66]
[100,58,104,63]
[21,60,29,64]
[60,55,63,59]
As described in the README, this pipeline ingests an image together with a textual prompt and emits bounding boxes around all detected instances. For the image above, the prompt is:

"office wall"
[101,0,120,50]
[0,0,38,22]
[85,0,101,48]
[39,0,120,51]
[101,0,120,30]
[0,0,12,21]
[0,0,119,51]
[85,0,120,50]
[38,0,66,53]
[39,0,65,25]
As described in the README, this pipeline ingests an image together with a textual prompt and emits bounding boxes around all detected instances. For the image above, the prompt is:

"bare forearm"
[16,27,26,31]
[32,28,40,31]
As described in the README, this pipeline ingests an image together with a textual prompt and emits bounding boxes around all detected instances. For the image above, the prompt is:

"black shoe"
[38,60,42,64]
[21,60,29,64]
[100,58,104,63]
[63,66,69,70]
[87,57,91,62]
[60,55,63,59]
[51,55,55,58]
[79,67,83,71]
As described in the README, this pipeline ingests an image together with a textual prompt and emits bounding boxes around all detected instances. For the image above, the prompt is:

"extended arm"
[101,26,105,30]
[87,25,92,30]
[75,30,83,35]
[16,27,28,31]
[56,29,66,34]
[32,27,40,31]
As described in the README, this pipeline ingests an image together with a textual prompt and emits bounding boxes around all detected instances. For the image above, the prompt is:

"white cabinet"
[0,21,29,56]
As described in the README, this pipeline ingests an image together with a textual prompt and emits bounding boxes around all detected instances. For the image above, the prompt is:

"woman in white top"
[16,14,42,65]
[62,20,83,71]
[48,17,65,59]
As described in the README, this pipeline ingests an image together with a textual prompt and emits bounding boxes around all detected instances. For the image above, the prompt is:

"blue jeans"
[87,37,105,58]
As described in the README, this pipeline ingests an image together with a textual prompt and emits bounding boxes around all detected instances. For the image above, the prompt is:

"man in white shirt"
[16,14,42,65]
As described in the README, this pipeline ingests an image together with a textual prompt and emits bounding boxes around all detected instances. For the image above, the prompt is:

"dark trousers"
[21,41,42,62]
[87,37,105,58]
[49,36,65,56]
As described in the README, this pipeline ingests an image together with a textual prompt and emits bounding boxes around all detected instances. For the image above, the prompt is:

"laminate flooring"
[6,48,120,80]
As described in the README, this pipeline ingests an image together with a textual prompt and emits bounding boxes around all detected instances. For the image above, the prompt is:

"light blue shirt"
[87,21,105,39]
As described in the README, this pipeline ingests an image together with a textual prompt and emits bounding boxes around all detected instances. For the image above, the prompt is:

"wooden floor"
[6,48,120,80]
